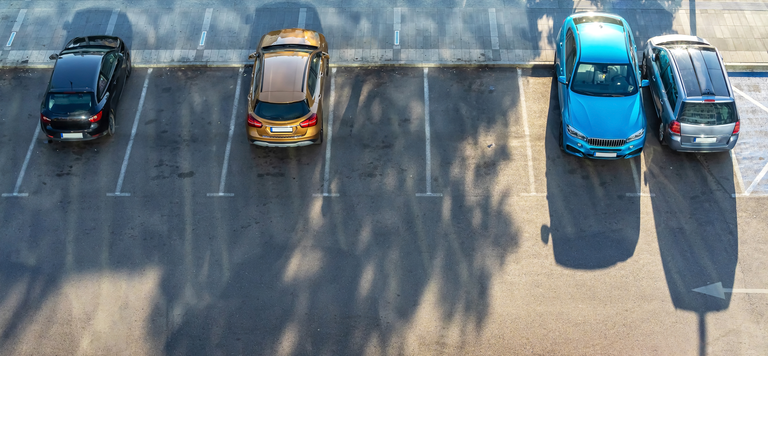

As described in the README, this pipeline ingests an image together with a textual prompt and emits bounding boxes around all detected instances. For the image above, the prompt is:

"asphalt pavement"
[1,66,766,355]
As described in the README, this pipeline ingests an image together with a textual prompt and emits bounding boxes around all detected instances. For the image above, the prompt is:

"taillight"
[88,111,102,123]
[732,120,740,134]
[247,113,262,128]
[669,121,681,135]
[299,113,317,128]
[41,114,51,124]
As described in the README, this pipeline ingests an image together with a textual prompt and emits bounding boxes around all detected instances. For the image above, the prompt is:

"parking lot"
[0,66,767,355]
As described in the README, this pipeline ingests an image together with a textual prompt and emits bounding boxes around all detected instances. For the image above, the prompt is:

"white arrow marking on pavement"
[692,282,768,299]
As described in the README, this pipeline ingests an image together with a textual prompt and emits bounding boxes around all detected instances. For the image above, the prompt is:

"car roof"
[49,53,102,92]
[667,46,731,99]
[576,22,629,64]
[259,51,310,103]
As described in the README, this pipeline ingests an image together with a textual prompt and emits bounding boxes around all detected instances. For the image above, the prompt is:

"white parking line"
[5,9,26,50]
[199,8,213,50]
[488,9,499,50]
[733,87,768,114]
[208,67,243,197]
[105,9,120,36]
[298,8,307,28]
[2,126,39,198]
[416,67,442,197]
[627,156,655,197]
[517,68,543,197]
[394,8,401,51]
[107,68,153,197]
[744,159,768,195]
[315,68,339,197]
[731,86,768,197]
[730,149,746,195]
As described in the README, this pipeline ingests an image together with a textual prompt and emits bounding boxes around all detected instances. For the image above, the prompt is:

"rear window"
[254,100,310,121]
[679,102,737,125]
[46,93,94,114]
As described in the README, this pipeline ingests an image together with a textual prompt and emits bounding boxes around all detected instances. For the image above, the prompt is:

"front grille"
[587,138,626,147]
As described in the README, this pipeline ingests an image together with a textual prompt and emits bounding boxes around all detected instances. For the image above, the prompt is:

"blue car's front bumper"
[562,125,645,159]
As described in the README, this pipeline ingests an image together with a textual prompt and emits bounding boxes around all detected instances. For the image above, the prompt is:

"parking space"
[1,66,767,355]
[730,76,768,196]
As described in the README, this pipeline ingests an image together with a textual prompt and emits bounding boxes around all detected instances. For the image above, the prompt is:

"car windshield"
[254,100,310,121]
[46,92,94,114]
[679,102,737,125]
[570,62,637,97]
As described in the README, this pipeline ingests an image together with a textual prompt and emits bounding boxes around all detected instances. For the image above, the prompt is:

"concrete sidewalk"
[0,1,767,69]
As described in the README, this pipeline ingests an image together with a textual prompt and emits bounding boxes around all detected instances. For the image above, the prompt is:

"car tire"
[126,54,132,78]
[641,53,647,80]
[107,111,116,137]
[558,125,565,153]
[658,122,666,145]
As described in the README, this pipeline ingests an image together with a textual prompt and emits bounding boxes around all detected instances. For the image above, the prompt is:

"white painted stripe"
[394,8,401,31]
[516,68,536,195]
[733,87,768,114]
[198,8,213,49]
[6,32,15,47]
[201,8,213,31]
[488,9,499,50]
[418,68,441,197]
[394,31,399,46]
[2,125,39,197]
[108,68,152,197]
[744,158,768,195]
[321,68,337,197]
[298,8,307,28]
[730,149,746,195]
[210,67,243,197]
[626,156,655,197]
[424,67,432,194]
[12,9,26,33]
[105,9,120,36]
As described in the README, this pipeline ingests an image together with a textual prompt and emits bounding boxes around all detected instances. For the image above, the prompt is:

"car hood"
[566,91,645,139]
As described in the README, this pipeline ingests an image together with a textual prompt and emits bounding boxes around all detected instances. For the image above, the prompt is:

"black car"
[40,35,132,141]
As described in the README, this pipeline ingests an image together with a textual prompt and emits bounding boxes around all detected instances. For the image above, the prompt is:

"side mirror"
[651,53,658,62]
[322,53,330,59]
[641,79,649,88]
[49,53,58,60]
[557,76,567,85]
[248,52,258,60]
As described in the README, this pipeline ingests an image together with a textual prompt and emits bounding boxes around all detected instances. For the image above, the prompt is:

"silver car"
[643,35,740,152]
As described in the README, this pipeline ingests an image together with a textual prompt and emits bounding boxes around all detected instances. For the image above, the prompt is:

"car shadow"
[542,77,641,269]
[641,88,738,356]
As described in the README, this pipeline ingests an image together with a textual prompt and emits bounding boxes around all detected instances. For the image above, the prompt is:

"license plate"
[270,127,292,133]
[694,137,717,144]
[61,133,83,139]
[594,152,617,158]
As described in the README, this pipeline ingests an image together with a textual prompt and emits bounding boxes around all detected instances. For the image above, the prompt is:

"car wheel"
[558,125,565,152]
[658,122,666,145]
[107,111,116,137]
[126,54,132,78]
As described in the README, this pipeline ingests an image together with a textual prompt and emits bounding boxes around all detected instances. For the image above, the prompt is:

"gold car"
[246,28,329,147]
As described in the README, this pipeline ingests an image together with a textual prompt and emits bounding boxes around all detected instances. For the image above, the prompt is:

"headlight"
[566,125,587,141]
[627,128,645,142]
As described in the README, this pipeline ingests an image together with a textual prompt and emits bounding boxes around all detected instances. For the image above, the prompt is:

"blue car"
[554,13,649,159]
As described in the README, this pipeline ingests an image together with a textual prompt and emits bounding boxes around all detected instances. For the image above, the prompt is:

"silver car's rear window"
[679,102,737,125]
